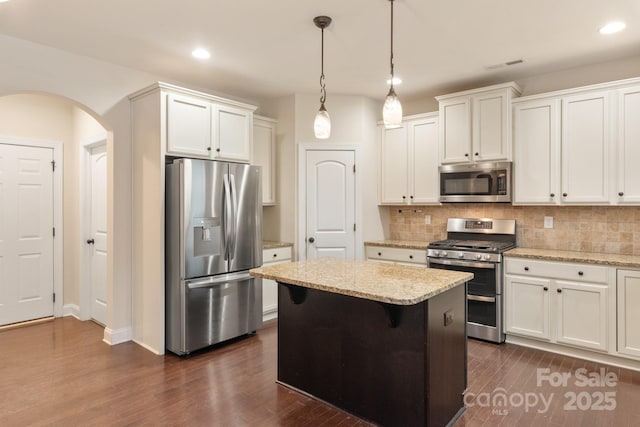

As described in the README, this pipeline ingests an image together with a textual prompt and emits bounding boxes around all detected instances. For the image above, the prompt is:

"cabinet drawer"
[263,246,292,264]
[505,258,608,283]
[365,246,427,265]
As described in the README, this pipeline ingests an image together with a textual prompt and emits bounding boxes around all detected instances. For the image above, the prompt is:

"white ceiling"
[0,0,638,103]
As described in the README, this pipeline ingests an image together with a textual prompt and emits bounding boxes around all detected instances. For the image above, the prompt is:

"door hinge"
[353,164,356,173]
[53,227,56,237]
[53,293,56,303]
[353,223,356,232]
[51,160,56,171]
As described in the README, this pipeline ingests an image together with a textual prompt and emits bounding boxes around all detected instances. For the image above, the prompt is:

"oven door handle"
[428,258,496,269]
[467,294,496,303]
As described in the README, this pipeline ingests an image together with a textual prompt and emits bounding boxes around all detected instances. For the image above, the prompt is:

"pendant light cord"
[389,0,395,90]
[320,26,327,105]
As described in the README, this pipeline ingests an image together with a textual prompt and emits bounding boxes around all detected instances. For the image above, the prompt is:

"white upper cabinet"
[252,115,277,205]
[437,83,520,164]
[512,98,561,204]
[561,91,610,204]
[378,113,439,205]
[167,93,212,157]
[616,86,640,204]
[213,104,253,162]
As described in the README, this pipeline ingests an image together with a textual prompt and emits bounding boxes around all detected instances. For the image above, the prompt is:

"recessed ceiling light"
[386,77,402,85]
[0,1,11,3]
[599,22,626,35]
[192,48,211,59]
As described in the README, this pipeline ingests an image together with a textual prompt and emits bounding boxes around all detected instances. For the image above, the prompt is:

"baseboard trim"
[63,304,81,319]
[103,326,132,346]
[132,339,164,355]
[506,334,640,372]
[263,310,278,322]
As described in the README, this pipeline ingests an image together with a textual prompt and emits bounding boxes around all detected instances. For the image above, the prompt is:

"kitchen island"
[250,258,473,427]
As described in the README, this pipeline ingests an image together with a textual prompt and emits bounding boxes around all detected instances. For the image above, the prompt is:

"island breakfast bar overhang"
[250,258,473,427]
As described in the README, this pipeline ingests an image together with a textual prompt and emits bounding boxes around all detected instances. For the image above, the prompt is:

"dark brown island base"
[250,258,473,427]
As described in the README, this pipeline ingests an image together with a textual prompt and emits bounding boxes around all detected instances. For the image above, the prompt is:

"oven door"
[427,258,496,296]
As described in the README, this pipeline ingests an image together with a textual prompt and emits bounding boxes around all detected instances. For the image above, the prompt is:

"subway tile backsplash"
[387,205,640,255]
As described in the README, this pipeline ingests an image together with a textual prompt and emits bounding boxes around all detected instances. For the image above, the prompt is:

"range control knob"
[484,254,492,260]
[475,254,482,260]
[458,252,465,258]
[432,250,440,256]
[442,251,448,257]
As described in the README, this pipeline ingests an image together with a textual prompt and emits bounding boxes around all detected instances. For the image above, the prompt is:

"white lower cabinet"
[261,246,292,320]
[505,258,610,353]
[617,269,640,358]
[365,245,427,266]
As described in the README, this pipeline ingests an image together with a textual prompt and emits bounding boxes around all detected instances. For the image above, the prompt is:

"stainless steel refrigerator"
[165,158,263,355]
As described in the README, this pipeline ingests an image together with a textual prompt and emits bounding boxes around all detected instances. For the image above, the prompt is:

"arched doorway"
[0,92,112,329]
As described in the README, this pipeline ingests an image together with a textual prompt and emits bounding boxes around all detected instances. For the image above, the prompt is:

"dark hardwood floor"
[1,317,639,426]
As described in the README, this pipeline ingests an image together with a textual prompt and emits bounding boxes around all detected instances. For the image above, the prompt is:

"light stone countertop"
[263,240,293,250]
[505,247,640,269]
[364,240,430,250]
[250,257,473,305]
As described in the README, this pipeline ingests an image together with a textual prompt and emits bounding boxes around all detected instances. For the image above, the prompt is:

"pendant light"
[313,16,332,139]
[383,0,403,128]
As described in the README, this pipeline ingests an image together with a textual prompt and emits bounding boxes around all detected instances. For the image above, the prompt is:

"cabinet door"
[439,98,471,164]
[408,116,439,204]
[253,117,277,205]
[213,104,252,162]
[166,93,212,157]
[561,92,610,203]
[555,280,608,351]
[512,99,561,204]
[616,87,640,204]
[379,125,409,204]
[617,270,640,358]
[505,275,551,340]
[472,90,509,161]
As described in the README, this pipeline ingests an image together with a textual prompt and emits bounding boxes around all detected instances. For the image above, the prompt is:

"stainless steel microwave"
[439,161,511,203]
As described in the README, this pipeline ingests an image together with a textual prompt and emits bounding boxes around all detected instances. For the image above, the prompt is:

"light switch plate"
[424,215,431,225]
[544,216,554,229]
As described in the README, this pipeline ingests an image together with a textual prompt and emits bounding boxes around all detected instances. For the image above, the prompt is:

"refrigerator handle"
[229,174,238,259]
[223,173,232,261]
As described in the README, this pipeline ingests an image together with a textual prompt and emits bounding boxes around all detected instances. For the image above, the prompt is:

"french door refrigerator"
[165,158,263,355]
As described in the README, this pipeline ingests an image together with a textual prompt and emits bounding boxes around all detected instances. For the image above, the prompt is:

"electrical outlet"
[544,216,554,229]
[444,310,454,326]
[424,215,431,225]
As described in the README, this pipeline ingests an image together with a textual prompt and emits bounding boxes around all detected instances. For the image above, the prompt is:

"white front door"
[89,144,107,325]
[305,150,356,259]
[0,143,54,326]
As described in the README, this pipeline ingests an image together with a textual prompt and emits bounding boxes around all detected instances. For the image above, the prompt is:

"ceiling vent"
[485,59,525,70]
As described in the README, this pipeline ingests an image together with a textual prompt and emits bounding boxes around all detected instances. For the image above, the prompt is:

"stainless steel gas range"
[427,218,516,343]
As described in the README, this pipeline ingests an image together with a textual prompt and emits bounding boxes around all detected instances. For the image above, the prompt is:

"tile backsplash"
[387,205,640,255]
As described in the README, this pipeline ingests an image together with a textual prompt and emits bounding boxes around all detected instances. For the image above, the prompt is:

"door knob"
[87,238,95,245]
[308,237,315,243]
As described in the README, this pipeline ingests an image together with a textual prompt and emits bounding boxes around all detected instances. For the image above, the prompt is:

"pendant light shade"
[383,0,402,129]
[313,16,332,139]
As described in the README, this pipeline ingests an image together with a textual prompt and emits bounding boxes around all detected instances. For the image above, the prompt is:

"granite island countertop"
[250,257,473,305]
[505,247,640,269]
[364,240,430,250]
[263,240,293,250]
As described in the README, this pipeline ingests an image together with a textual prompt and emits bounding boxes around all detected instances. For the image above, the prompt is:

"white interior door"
[0,143,54,326]
[305,150,356,260]
[89,144,107,325]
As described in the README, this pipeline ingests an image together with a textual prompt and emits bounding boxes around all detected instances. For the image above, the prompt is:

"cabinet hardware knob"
[524,266,529,271]
[550,193,555,198]
[409,255,413,259]
[308,237,315,243]
[619,192,624,197]
[402,195,406,199]
[410,195,414,199]
[543,287,549,291]
[464,153,469,157]
[562,193,568,197]
[273,253,277,258]
[207,147,212,151]
[378,252,382,256]
[557,289,562,293]
[216,148,221,152]
[578,271,584,276]
[474,152,479,156]
[87,238,95,245]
